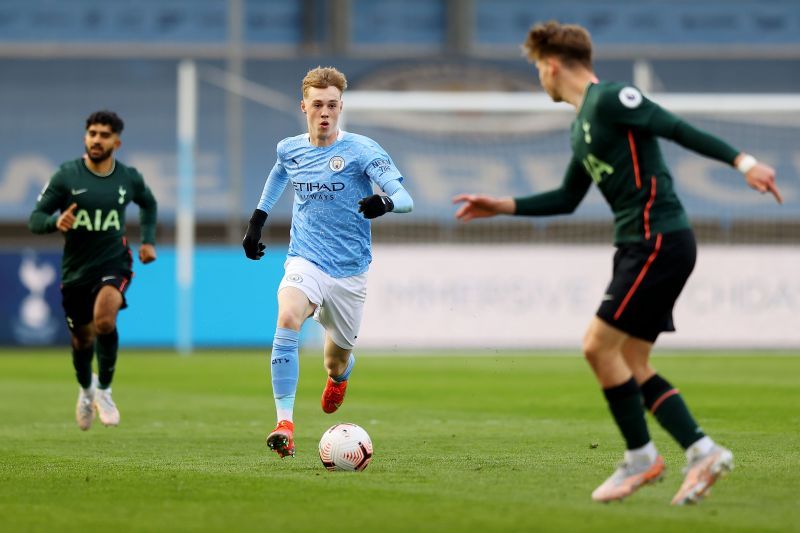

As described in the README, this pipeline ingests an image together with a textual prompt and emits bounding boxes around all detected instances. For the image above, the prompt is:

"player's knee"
[94,316,117,335]
[276,311,303,331]
[71,335,93,351]
[582,335,607,365]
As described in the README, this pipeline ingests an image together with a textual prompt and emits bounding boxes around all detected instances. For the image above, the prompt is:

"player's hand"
[745,162,783,204]
[452,194,515,222]
[242,227,265,260]
[56,203,78,232]
[242,209,268,260]
[139,244,157,264]
[358,194,394,219]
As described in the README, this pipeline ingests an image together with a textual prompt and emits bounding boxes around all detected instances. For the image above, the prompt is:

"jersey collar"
[577,78,598,113]
[82,158,116,178]
[306,129,345,146]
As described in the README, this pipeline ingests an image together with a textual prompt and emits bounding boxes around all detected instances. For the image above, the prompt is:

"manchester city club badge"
[329,156,345,172]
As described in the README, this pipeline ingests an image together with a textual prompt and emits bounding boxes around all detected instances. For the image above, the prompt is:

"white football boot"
[592,453,665,502]
[75,379,97,431]
[672,444,734,505]
[93,374,120,427]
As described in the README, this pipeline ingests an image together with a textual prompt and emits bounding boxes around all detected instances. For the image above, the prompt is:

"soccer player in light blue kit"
[242,67,413,458]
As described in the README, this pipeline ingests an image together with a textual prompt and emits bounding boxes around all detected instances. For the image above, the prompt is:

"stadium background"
[1,0,798,350]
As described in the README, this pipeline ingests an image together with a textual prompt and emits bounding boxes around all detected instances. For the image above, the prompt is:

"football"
[318,423,373,471]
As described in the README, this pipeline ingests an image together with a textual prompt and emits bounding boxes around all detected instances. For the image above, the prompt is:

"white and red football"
[319,423,373,472]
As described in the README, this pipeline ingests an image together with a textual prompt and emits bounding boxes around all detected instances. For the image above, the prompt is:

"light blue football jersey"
[257,130,404,278]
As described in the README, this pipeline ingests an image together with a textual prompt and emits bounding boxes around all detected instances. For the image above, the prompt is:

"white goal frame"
[343,90,800,114]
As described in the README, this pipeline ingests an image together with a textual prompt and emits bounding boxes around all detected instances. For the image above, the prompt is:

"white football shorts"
[278,256,368,350]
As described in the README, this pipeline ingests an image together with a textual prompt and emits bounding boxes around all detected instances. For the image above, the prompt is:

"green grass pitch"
[1,350,798,532]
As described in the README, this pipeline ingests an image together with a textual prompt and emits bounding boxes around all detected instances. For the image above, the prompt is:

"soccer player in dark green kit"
[29,110,158,431]
[453,21,782,505]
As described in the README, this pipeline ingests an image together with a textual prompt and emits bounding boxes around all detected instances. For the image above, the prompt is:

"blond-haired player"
[243,67,413,458]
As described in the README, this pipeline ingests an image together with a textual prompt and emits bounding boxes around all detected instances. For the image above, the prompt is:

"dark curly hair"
[85,110,125,134]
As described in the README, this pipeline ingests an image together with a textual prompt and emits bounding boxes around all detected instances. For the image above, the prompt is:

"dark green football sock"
[641,374,705,449]
[603,378,651,450]
[72,346,94,389]
[96,329,119,389]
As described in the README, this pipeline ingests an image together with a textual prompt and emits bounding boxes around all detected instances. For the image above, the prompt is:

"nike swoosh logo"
[102,276,116,282]
[71,188,88,195]
[603,294,614,301]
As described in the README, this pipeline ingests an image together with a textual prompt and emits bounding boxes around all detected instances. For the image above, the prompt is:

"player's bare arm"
[452,194,516,222]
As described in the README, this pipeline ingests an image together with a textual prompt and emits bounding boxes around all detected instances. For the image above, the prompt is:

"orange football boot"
[266,420,295,458]
[321,377,348,414]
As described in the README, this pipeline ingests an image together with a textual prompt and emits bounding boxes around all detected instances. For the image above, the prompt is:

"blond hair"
[301,66,348,97]
[521,21,593,69]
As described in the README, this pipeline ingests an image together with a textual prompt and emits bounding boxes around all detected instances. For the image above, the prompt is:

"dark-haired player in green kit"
[453,21,782,506]
[29,110,158,431]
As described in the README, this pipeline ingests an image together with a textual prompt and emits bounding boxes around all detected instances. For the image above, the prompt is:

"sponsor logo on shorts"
[329,156,345,172]
[285,273,303,283]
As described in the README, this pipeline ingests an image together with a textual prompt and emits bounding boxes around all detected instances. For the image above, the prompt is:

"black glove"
[358,194,394,219]
[242,209,268,260]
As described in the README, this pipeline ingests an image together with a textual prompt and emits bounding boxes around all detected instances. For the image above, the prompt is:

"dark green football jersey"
[29,158,157,286]
[515,81,740,243]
